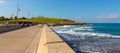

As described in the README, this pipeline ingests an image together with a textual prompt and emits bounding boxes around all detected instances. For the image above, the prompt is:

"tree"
[14,16,17,20]
[21,17,26,19]
[5,18,10,20]
[10,17,13,20]
[0,16,5,21]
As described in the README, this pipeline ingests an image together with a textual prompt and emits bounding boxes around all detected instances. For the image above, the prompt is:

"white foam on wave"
[72,28,93,31]
[69,32,120,38]
[63,25,72,27]
[55,29,75,33]
[50,25,120,38]
[51,25,93,32]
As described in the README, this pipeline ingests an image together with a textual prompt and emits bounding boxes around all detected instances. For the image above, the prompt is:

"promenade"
[0,25,75,53]
[0,25,41,53]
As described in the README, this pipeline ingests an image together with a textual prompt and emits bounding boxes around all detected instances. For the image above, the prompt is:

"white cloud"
[0,0,5,4]
[96,14,120,19]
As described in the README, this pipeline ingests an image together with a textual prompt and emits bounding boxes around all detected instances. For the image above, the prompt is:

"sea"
[50,23,120,53]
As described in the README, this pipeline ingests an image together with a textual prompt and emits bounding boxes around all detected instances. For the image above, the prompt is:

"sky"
[0,0,120,23]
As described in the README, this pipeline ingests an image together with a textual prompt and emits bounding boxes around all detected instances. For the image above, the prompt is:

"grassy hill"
[0,17,85,25]
[29,17,74,24]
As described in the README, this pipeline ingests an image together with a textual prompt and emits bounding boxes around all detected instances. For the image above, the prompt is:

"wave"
[50,25,120,53]
[72,28,93,31]
[50,26,120,38]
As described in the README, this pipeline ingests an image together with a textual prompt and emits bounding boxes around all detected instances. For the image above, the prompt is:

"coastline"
[47,22,86,26]
[50,23,120,53]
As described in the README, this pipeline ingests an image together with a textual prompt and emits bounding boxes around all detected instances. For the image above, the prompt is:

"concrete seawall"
[36,25,75,53]
[0,24,21,33]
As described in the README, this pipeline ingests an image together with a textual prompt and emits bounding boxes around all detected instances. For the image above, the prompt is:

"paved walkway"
[0,25,41,53]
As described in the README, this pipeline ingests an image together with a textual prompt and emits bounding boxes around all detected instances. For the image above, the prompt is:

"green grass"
[0,17,75,24]
[29,17,74,23]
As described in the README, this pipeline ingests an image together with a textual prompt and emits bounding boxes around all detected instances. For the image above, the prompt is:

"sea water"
[50,23,120,53]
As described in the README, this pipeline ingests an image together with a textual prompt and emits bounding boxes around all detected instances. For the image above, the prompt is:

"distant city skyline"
[0,0,120,23]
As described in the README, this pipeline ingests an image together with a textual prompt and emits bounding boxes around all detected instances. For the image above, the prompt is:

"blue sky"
[0,0,120,23]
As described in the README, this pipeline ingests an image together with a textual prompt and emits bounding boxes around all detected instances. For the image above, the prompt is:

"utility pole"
[28,11,30,21]
[17,2,20,20]
[27,11,30,21]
